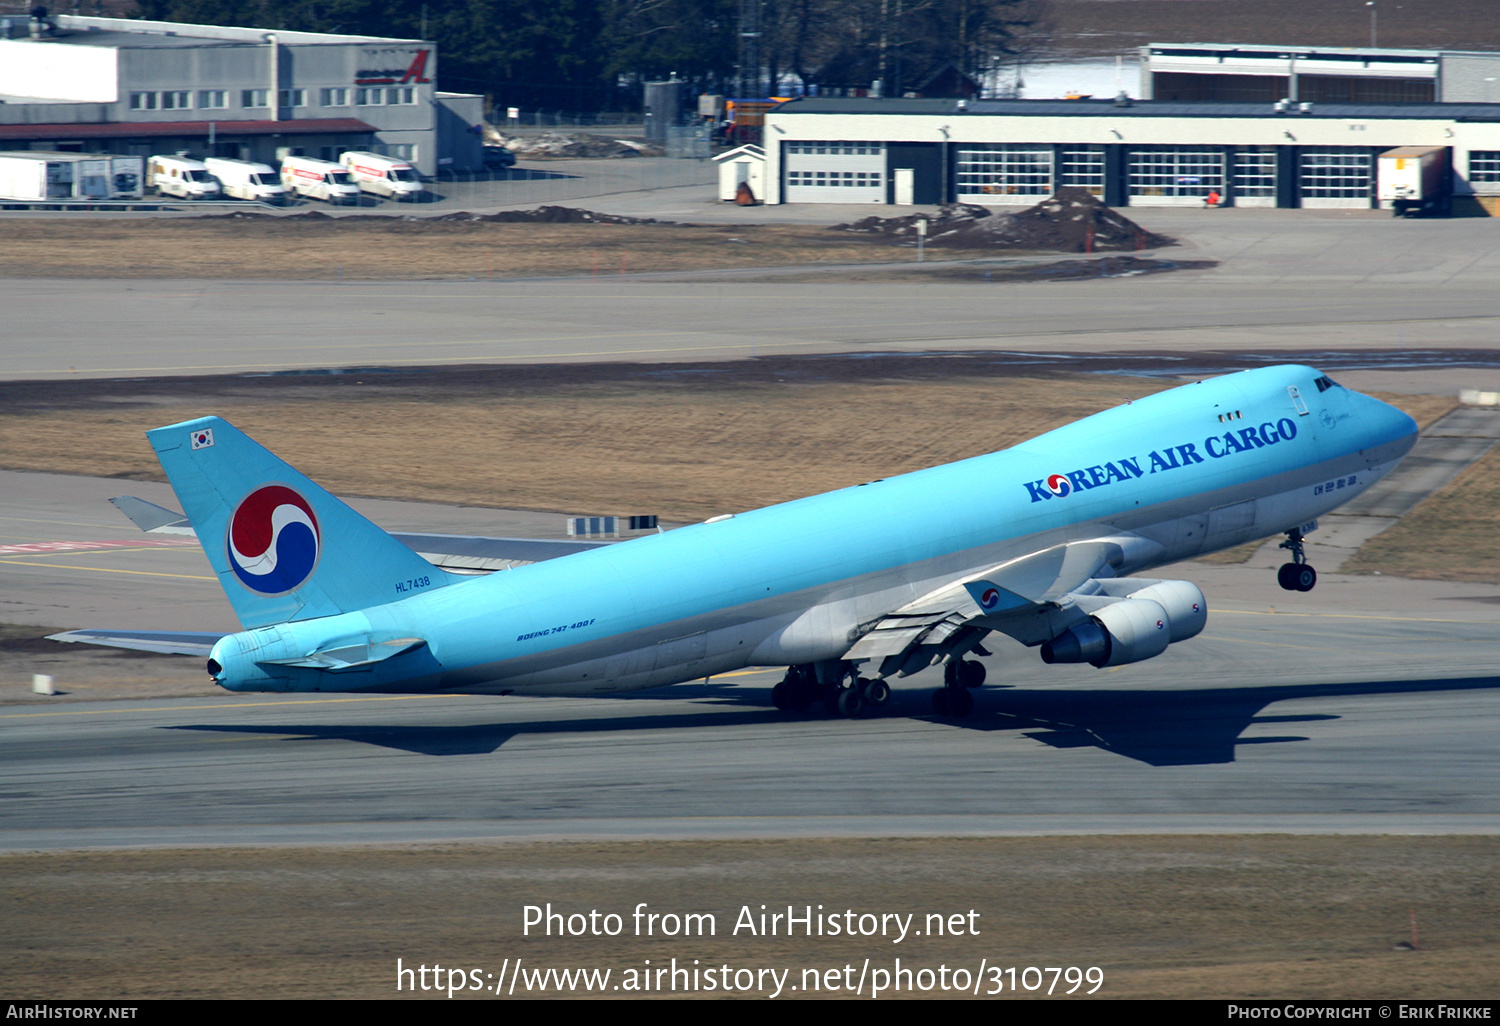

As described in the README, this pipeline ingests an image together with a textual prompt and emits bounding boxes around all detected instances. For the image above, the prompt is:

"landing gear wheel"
[836,686,865,718]
[1293,564,1317,592]
[957,660,986,689]
[859,678,891,707]
[775,668,815,712]
[771,680,793,711]
[1277,562,1317,592]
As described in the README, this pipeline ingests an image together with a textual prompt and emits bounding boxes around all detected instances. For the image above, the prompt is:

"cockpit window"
[1314,376,1340,392]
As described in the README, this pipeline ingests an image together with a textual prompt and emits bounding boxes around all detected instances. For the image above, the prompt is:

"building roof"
[0,118,378,140]
[772,96,1500,122]
[12,14,423,49]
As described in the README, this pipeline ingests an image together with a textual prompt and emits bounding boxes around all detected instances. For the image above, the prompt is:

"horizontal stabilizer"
[109,496,195,535]
[47,629,227,656]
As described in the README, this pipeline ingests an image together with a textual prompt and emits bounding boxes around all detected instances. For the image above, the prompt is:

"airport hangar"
[0,14,483,175]
[760,96,1500,212]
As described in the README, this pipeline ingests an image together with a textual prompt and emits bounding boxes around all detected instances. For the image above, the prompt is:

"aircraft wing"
[842,533,1168,678]
[110,495,611,571]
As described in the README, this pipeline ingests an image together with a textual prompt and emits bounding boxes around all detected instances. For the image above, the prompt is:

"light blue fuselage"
[209,365,1417,694]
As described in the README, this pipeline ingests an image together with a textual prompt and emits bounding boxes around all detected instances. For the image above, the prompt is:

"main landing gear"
[772,663,892,718]
[931,658,985,719]
[1277,527,1317,592]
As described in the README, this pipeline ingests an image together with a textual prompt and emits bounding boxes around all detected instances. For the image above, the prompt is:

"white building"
[0,14,483,174]
[763,95,1500,210]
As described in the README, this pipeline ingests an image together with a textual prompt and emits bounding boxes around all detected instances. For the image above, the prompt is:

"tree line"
[131,0,1045,113]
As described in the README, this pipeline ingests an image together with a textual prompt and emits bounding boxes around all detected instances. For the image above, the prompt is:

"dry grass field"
[0,365,1183,522]
[1345,444,1500,582]
[2,836,1495,999]
[0,216,1000,280]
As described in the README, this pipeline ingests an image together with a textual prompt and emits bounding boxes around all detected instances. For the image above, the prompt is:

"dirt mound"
[461,206,674,225]
[832,189,1173,253]
[491,132,664,160]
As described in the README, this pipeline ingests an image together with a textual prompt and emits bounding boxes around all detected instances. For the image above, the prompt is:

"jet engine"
[1039,579,1206,668]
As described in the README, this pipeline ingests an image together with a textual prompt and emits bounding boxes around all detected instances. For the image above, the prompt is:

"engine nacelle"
[1038,580,1207,668]
[1117,579,1206,643]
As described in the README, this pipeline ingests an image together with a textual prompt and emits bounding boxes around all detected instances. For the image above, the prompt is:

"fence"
[493,109,646,130]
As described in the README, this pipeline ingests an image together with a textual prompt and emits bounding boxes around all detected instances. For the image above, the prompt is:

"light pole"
[1366,2,1377,49]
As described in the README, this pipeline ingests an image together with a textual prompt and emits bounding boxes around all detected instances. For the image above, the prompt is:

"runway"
[4,471,1500,850]
[4,207,1500,851]
[5,209,1500,390]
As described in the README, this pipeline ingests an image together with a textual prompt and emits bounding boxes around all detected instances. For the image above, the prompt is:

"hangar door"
[783,140,886,203]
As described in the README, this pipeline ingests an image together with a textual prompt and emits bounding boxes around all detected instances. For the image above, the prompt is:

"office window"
[392,87,416,104]
[199,90,227,109]
[241,89,271,108]
[128,91,157,110]
[161,90,191,110]
[320,87,348,107]
[355,87,385,106]
[279,89,306,108]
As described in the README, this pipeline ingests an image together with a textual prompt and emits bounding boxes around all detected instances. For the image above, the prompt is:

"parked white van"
[280,155,360,204]
[148,155,221,199]
[204,158,287,204]
[339,151,424,200]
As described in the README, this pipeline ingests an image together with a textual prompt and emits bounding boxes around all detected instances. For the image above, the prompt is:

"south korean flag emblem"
[191,428,215,450]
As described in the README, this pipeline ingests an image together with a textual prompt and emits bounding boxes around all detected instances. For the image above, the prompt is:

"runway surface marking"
[0,539,197,555]
[0,557,214,580]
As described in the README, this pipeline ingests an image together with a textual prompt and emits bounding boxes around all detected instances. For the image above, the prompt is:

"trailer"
[0,152,110,201]
[1378,146,1451,217]
[23,151,143,199]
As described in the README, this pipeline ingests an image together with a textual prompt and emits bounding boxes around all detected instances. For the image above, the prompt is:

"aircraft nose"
[1365,394,1419,459]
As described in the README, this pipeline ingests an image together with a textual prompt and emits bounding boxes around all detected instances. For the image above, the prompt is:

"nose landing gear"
[1277,527,1317,592]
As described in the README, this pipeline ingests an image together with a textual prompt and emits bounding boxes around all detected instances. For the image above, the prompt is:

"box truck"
[339,151,425,200]
[1378,146,1450,217]
[280,155,360,203]
[204,158,287,204]
[148,155,222,199]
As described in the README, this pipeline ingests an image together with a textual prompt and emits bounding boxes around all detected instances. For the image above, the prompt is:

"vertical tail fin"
[149,416,459,629]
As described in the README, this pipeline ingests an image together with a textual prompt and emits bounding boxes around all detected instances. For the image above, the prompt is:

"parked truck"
[280,155,360,204]
[1378,146,1451,217]
[339,151,425,200]
[23,151,142,199]
[204,158,287,204]
[0,152,111,201]
[148,155,222,199]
